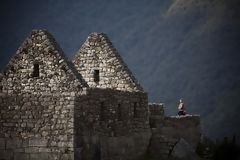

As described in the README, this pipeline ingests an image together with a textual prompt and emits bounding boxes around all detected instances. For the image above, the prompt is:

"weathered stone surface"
[0,150,13,160]
[29,153,49,160]
[29,138,48,147]
[148,103,201,159]
[14,152,29,160]
[161,115,201,149]
[149,103,164,128]
[0,138,5,149]
[73,33,143,92]
[74,88,151,160]
[62,153,74,160]
[149,103,164,116]
[0,29,201,160]
[171,138,200,160]
[6,138,22,149]
[0,30,79,160]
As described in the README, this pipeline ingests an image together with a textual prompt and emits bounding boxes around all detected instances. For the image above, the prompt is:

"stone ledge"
[168,115,200,118]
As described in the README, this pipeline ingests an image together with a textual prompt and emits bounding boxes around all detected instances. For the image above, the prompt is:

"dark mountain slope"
[122,0,240,139]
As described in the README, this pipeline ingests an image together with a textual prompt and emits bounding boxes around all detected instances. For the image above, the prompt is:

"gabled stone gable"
[73,33,143,92]
[0,29,87,95]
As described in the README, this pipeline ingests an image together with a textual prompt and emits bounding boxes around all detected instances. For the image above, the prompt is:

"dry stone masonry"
[0,29,201,160]
[73,33,143,92]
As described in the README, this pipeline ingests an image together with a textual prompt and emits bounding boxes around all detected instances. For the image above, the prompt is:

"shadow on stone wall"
[74,88,151,160]
[0,93,75,160]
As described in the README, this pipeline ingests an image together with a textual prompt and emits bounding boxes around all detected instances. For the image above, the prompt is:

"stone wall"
[0,29,86,96]
[73,33,143,92]
[0,30,85,160]
[0,29,201,160]
[0,87,152,160]
[148,103,164,116]
[0,92,75,160]
[74,88,151,160]
[148,103,164,128]
[148,114,201,159]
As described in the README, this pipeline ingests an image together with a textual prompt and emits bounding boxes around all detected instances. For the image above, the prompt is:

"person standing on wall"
[178,98,186,116]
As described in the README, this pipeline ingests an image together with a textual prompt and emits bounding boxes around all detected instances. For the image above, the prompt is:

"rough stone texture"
[0,138,5,149]
[148,134,179,159]
[148,105,201,159]
[0,29,87,95]
[73,33,143,92]
[160,115,201,149]
[0,30,151,160]
[171,138,200,160]
[149,103,164,128]
[0,29,201,160]
[149,103,164,116]
[0,30,82,160]
[74,88,151,160]
[0,91,76,160]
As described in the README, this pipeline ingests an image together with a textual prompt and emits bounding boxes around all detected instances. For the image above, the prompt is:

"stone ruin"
[0,30,201,160]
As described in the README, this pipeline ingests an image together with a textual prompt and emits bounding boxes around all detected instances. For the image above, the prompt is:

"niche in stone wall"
[32,63,39,77]
[133,102,138,118]
[94,70,100,83]
[117,104,122,121]
[10,66,16,73]
[149,119,157,128]
[100,102,106,121]
[61,65,67,73]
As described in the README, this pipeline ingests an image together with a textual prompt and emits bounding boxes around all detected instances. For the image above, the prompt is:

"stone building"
[0,30,200,160]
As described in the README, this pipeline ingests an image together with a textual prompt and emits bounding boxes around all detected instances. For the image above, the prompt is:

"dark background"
[1,0,240,141]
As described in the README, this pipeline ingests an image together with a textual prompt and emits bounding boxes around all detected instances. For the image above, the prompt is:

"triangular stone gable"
[0,29,87,94]
[73,33,143,92]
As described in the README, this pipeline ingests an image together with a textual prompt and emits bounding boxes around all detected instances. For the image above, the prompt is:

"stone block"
[22,139,29,148]
[74,148,83,159]
[14,152,29,160]
[171,138,200,160]
[48,153,59,160]
[14,148,25,152]
[0,138,5,149]
[0,149,13,160]
[38,147,51,152]
[24,147,39,153]
[29,153,49,160]
[6,138,22,149]
[29,138,48,147]
[62,153,74,160]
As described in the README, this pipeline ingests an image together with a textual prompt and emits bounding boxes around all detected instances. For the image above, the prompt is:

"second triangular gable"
[73,33,143,92]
